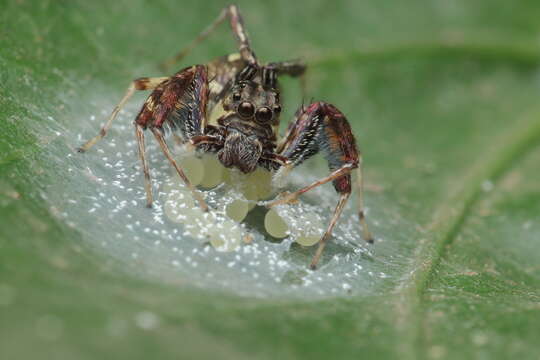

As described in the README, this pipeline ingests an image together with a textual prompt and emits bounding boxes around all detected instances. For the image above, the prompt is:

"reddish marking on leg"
[333,174,353,193]
[134,77,151,90]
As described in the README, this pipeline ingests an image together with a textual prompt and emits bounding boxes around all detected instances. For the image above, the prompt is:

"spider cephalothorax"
[78,5,373,269]
[215,72,282,173]
[225,79,281,125]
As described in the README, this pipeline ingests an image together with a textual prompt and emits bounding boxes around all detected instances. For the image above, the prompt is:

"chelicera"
[78,5,374,269]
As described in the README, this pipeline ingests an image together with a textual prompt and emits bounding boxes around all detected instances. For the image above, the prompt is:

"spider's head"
[224,66,281,126]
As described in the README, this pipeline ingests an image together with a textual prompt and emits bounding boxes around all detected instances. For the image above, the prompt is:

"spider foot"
[266,191,299,208]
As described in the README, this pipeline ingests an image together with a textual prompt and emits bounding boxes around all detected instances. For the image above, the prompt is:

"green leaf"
[2,1,540,359]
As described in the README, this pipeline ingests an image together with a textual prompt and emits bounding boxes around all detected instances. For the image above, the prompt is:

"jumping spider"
[78,5,373,269]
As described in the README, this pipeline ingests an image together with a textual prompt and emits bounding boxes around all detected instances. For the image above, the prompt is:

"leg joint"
[134,77,151,90]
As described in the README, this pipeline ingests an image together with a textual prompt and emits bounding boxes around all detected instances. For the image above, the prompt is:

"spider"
[78,5,373,269]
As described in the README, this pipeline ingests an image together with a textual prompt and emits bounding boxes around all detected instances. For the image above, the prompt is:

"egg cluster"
[163,152,324,250]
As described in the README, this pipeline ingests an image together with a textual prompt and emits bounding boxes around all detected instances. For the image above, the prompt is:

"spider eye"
[255,107,273,123]
[273,105,282,114]
[237,102,255,118]
[232,93,241,101]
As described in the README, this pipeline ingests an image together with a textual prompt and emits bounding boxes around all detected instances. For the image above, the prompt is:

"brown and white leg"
[268,163,357,269]
[355,164,374,244]
[267,164,355,207]
[269,101,374,268]
[310,193,350,269]
[160,4,257,70]
[134,124,153,207]
[151,128,209,212]
[77,76,168,152]
[276,162,372,269]
[134,65,212,211]
[266,59,307,97]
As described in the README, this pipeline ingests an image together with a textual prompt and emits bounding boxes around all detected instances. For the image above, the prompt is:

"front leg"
[269,102,374,269]
[264,59,308,98]
[136,65,212,210]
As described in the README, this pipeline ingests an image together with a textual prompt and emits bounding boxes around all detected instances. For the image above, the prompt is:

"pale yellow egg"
[199,154,224,188]
[178,155,204,186]
[225,199,249,222]
[295,234,320,247]
[264,208,289,238]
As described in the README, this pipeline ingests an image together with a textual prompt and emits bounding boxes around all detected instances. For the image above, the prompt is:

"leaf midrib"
[392,107,540,359]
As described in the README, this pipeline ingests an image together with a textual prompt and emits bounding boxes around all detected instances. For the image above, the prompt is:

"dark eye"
[273,105,282,114]
[255,107,273,123]
[237,102,255,118]
[233,93,241,101]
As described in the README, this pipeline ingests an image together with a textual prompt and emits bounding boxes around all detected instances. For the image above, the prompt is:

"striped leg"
[265,59,307,97]
[269,101,374,269]
[77,76,168,152]
[135,124,153,207]
[152,129,209,212]
[133,65,211,211]
[160,4,258,71]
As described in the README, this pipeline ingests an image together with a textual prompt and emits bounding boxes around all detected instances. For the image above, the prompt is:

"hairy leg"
[270,101,374,268]
[77,76,168,152]
[139,65,212,211]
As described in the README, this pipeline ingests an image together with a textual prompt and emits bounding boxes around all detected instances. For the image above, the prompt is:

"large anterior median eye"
[237,102,255,118]
[255,107,273,123]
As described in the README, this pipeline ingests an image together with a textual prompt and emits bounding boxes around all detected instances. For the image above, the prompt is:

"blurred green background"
[2,0,540,359]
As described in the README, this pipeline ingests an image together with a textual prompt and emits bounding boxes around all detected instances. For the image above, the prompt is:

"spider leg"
[268,163,355,206]
[77,77,168,152]
[160,5,258,71]
[134,65,214,210]
[135,124,153,207]
[152,128,208,212]
[268,59,307,79]
[275,104,311,154]
[355,164,373,245]
[268,101,374,269]
[311,192,350,269]
[260,61,309,139]
[266,59,307,97]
